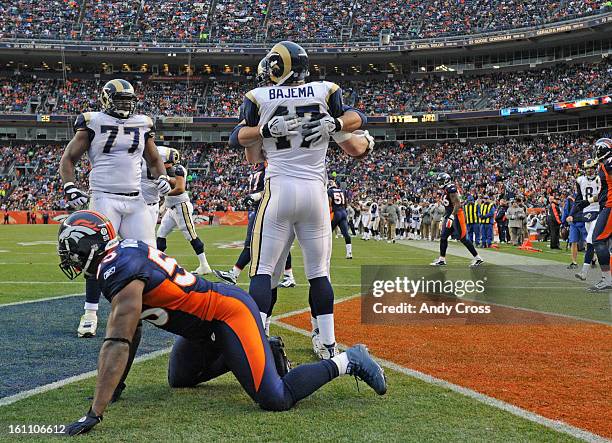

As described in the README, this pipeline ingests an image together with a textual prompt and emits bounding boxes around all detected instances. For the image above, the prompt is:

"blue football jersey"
[97,240,234,339]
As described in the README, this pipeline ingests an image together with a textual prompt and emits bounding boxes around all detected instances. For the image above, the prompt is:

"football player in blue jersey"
[57,210,386,435]
[328,180,352,259]
[430,173,483,267]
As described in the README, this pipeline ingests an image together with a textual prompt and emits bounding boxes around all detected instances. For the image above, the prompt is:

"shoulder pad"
[74,112,93,131]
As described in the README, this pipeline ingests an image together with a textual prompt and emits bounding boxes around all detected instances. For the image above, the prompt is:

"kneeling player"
[155,154,212,275]
[58,211,386,435]
[430,173,483,267]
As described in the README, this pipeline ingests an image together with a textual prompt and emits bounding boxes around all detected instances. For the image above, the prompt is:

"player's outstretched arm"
[60,130,89,184]
[65,280,144,435]
[60,130,91,208]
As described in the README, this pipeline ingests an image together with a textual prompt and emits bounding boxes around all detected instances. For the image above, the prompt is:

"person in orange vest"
[547,194,562,249]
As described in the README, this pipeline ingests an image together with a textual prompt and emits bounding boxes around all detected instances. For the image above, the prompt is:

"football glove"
[63,182,89,208]
[445,215,455,229]
[260,114,300,138]
[64,408,102,436]
[350,130,375,160]
[156,175,171,195]
[243,192,262,207]
[302,114,343,143]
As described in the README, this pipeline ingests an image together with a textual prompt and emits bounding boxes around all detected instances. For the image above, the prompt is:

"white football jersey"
[243,81,343,183]
[577,175,601,213]
[75,111,154,194]
[411,204,422,219]
[369,202,379,218]
[165,165,190,208]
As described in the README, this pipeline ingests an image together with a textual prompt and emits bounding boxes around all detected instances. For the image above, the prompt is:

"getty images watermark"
[370,275,490,316]
[361,266,493,324]
[361,265,608,325]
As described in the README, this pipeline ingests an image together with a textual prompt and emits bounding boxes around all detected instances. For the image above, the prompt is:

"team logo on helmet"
[100,79,137,119]
[594,138,612,162]
[263,41,309,86]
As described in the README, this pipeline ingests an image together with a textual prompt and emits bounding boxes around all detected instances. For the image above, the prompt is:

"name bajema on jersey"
[268,85,315,100]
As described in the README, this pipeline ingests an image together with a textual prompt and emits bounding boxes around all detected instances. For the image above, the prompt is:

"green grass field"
[0,225,602,441]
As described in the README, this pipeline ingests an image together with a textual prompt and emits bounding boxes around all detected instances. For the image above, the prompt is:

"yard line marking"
[0,348,171,407]
[272,318,609,443]
[0,293,84,307]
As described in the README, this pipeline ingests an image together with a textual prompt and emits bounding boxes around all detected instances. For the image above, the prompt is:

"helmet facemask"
[101,91,137,119]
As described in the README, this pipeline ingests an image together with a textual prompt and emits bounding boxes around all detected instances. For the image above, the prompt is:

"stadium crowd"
[0,0,607,42]
[1,58,610,116]
[0,134,598,217]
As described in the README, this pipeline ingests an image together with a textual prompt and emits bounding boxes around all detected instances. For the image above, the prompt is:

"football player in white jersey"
[572,159,601,281]
[411,202,422,239]
[398,202,407,239]
[231,41,374,360]
[155,155,212,275]
[59,79,171,338]
[367,200,380,240]
[359,196,371,240]
[141,146,180,225]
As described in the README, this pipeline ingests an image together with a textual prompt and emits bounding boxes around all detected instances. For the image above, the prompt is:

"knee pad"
[190,238,204,255]
[156,236,167,252]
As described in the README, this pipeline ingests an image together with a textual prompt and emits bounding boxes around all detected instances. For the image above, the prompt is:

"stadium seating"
[0,0,606,42]
[1,59,607,117]
[0,134,595,212]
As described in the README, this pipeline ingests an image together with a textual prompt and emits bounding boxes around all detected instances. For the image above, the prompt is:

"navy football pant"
[168,286,338,411]
[331,210,351,244]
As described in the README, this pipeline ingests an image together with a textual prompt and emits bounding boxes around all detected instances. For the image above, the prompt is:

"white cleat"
[346,252,353,259]
[469,258,484,268]
[430,258,447,267]
[311,329,324,356]
[279,275,296,288]
[213,269,237,285]
[193,264,212,275]
[77,312,98,338]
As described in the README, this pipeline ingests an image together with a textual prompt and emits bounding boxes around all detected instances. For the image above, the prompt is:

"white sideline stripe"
[271,319,608,443]
[0,348,171,407]
[0,292,84,307]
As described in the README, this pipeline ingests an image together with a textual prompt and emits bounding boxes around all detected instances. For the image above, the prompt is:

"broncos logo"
[59,224,98,244]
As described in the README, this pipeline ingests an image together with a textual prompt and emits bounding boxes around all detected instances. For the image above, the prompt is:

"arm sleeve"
[327,85,344,119]
[242,95,260,127]
[229,123,246,150]
[342,104,367,128]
